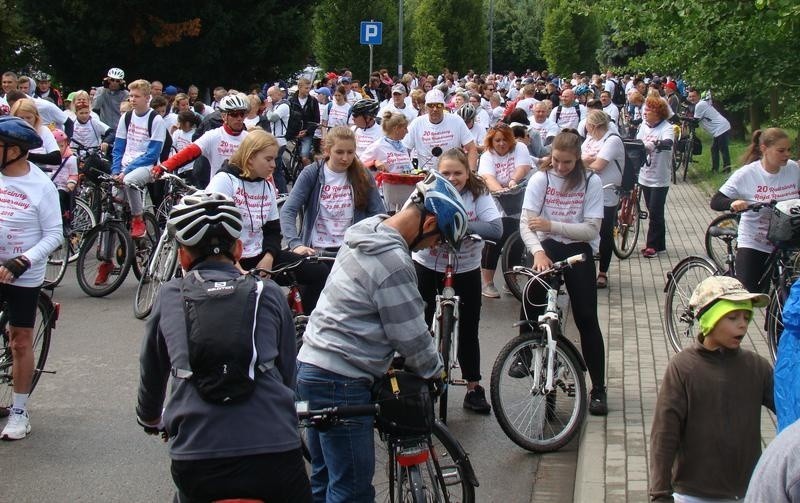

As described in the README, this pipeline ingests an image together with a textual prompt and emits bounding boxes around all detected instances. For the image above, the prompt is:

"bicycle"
[282,121,320,185]
[704,211,739,271]
[663,202,792,360]
[612,181,647,259]
[75,169,159,297]
[43,195,97,289]
[297,381,478,502]
[673,115,700,183]
[490,254,589,452]
[0,289,60,414]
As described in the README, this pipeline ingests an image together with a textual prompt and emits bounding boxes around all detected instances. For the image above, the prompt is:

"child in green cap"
[649,275,775,502]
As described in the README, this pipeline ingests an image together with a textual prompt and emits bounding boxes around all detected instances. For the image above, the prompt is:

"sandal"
[596,273,608,289]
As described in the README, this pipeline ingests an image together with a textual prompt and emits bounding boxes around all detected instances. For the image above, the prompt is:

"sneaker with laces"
[2,408,31,440]
[130,217,146,238]
[482,283,500,298]
[463,385,491,414]
[94,261,114,285]
[589,387,608,416]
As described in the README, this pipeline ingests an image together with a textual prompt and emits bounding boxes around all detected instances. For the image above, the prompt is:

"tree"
[21,0,312,92]
[410,0,487,74]
[312,0,399,80]
[540,0,579,76]
[490,0,547,73]
[411,0,446,73]
[0,0,44,73]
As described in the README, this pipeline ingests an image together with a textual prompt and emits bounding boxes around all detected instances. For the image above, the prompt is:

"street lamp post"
[488,0,494,74]
[398,0,403,76]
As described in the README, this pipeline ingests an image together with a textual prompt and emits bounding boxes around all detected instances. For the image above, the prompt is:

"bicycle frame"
[432,247,462,385]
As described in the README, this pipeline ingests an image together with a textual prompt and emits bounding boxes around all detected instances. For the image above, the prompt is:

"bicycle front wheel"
[76,223,134,297]
[44,238,69,289]
[0,292,54,409]
[133,234,178,319]
[131,212,160,280]
[704,212,739,271]
[68,197,97,263]
[490,331,587,453]
[766,286,788,363]
[501,231,531,302]
[664,256,719,353]
[437,302,455,423]
[612,193,640,259]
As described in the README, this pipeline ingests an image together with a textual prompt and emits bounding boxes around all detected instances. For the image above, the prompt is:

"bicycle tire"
[704,212,739,271]
[501,231,532,302]
[663,256,719,353]
[612,192,640,259]
[131,212,160,281]
[437,303,456,423]
[155,192,177,230]
[0,293,54,409]
[374,422,476,503]
[75,222,134,297]
[681,138,691,182]
[44,238,69,289]
[68,197,97,263]
[133,233,178,319]
[490,327,587,453]
[766,283,788,363]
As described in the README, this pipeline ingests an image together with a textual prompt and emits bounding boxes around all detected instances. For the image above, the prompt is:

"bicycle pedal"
[450,379,468,386]
[639,211,649,219]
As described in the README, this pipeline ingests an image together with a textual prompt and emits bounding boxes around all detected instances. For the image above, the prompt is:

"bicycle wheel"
[76,223,134,297]
[131,212,160,281]
[0,293,55,409]
[612,192,640,259]
[155,193,176,230]
[681,141,691,182]
[704,212,739,271]
[490,329,587,453]
[501,231,532,302]
[133,234,178,319]
[766,286,788,363]
[68,198,97,263]
[44,237,69,289]
[374,423,476,503]
[663,256,719,353]
[437,303,455,423]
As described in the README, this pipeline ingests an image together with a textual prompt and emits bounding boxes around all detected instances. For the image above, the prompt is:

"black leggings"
[519,239,605,389]
[598,205,617,274]
[642,185,669,252]
[415,264,483,382]
[481,216,518,270]
[239,249,329,314]
[735,247,772,293]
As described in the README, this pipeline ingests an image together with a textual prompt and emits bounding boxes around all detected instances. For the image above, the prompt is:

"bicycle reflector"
[396,445,430,467]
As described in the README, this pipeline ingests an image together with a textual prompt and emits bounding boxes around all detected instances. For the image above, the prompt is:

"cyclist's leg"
[123,166,153,217]
[296,362,375,503]
[643,186,669,252]
[598,204,616,274]
[734,247,771,294]
[718,131,732,171]
[480,216,517,287]
[454,268,482,384]
[710,134,721,172]
[413,262,439,326]
[299,136,313,166]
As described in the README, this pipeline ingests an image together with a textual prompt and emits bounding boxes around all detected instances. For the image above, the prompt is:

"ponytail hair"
[549,129,587,192]
[740,127,789,165]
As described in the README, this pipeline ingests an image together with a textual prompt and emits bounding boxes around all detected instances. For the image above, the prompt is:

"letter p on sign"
[360,21,383,45]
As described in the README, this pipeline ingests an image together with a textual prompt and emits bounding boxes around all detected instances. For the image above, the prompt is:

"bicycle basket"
[371,370,434,437]
[80,153,111,184]
[375,172,425,213]
[768,199,800,249]
[493,185,526,218]
[621,139,647,191]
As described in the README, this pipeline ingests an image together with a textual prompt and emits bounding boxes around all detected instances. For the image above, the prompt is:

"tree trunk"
[749,103,762,136]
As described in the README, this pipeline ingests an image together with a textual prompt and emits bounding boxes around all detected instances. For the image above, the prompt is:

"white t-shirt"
[522,169,604,252]
[413,190,500,272]
[379,102,417,123]
[354,123,383,159]
[582,131,624,206]
[115,109,167,171]
[206,173,279,258]
[468,122,486,148]
[474,108,490,132]
[478,143,532,187]
[326,102,351,128]
[529,119,559,145]
[403,113,474,171]
[719,160,800,253]
[346,90,361,106]
[29,125,59,162]
[72,117,110,149]
[637,120,674,188]
[270,102,290,146]
[49,155,78,191]
[603,104,620,123]
[549,104,588,130]
[0,162,63,287]
[34,96,69,130]
[310,166,354,248]
[171,129,195,174]
[162,112,178,133]
[361,136,413,174]
[577,118,619,138]
[194,127,249,178]
[693,100,731,137]
[515,97,539,116]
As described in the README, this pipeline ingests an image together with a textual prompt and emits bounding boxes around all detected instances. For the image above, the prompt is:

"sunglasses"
[109,79,122,83]
[426,103,444,110]
[226,111,246,118]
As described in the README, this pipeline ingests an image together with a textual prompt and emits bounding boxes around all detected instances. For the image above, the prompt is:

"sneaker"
[94,261,114,285]
[641,247,657,259]
[507,348,533,378]
[130,217,146,238]
[463,385,491,414]
[1,408,31,440]
[589,387,608,416]
[482,283,501,298]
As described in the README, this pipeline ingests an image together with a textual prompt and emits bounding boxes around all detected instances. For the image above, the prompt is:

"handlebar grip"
[566,253,586,266]
[333,404,380,417]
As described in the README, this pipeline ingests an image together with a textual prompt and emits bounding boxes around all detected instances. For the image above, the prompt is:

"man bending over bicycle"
[0,117,62,440]
[296,172,467,502]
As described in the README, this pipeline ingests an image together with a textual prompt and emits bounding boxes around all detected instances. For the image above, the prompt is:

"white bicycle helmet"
[218,94,250,113]
[456,104,476,123]
[405,172,469,249]
[107,67,125,80]
[167,192,243,249]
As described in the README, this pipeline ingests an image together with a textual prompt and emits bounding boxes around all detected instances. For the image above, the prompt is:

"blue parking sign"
[360,21,383,45]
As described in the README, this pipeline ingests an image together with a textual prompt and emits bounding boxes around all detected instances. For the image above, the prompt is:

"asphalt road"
[1,270,575,502]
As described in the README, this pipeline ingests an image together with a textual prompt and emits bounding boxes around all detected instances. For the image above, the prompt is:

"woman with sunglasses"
[477,121,533,298]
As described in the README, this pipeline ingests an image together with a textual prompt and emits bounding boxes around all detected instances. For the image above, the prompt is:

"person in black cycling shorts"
[0,116,62,440]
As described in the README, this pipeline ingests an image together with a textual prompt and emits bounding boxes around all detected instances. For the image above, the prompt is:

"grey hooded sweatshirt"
[298,215,443,381]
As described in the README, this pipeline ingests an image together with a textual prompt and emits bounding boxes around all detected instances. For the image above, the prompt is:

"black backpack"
[124,110,174,162]
[610,79,626,106]
[285,99,304,141]
[608,135,648,191]
[177,271,272,405]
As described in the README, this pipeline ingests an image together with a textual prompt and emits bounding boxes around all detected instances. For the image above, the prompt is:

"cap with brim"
[664,81,677,91]
[690,275,769,319]
[66,92,77,102]
[165,86,178,96]
[316,87,331,97]
[392,84,406,95]
[425,89,444,105]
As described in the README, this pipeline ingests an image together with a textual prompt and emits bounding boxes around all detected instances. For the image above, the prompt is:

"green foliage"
[411,0,446,73]
[411,0,487,74]
[312,0,399,79]
[0,0,44,72]
[490,0,547,72]
[20,0,313,91]
[540,0,579,75]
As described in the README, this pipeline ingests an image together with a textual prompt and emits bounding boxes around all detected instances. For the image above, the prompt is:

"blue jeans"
[296,362,375,503]
[299,136,313,161]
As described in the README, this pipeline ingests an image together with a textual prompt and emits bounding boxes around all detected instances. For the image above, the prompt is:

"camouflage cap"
[689,276,769,318]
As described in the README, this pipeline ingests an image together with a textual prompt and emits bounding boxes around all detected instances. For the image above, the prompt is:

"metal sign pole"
[369,44,374,76]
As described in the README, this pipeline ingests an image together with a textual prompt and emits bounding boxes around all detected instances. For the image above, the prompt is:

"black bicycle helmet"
[350,99,380,118]
[0,116,43,152]
[167,192,243,250]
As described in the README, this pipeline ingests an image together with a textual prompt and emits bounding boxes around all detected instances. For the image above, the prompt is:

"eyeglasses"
[486,87,495,91]
[426,103,444,110]
[226,111,246,118]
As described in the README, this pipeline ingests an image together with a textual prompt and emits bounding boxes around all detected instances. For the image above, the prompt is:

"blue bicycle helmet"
[0,116,43,171]
[405,172,469,249]
[574,84,590,97]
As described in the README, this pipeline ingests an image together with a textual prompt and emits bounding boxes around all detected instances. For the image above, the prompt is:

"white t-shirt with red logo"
[478,143,532,187]
[310,166,354,248]
[353,123,383,159]
[719,159,800,253]
[206,172,279,259]
[412,190,500,273]
[326,102,351,128]
[116,110,166,171]
[637,120,674,188]
[361,136,413,174]
[195,127,249,178]
[171,129,195,174]
[404,113,474,171]
[49,156,78,191]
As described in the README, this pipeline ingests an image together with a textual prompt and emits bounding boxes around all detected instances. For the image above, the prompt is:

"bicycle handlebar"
[296,403,380,422]
[160,172,197,193]
[249,254,336,277]
[510,253,586,278]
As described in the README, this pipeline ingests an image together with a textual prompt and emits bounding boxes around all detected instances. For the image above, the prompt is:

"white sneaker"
[2,409,31,440]
[482,283,501,298]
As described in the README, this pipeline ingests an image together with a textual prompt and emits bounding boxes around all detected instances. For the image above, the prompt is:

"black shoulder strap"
[555,105,562,123]
[50,156,69,181]
[146,109,156,137]
[124,110,132,132]
[575,104,581,122]
[540,171,550,215]
[606,133,623,173]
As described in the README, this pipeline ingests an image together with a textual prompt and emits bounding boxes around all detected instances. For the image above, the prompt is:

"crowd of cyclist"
[1,64,799,502]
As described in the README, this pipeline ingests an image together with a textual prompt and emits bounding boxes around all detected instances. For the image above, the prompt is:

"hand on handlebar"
[730,199,749,212]
[533,251,553,272]
[137,415,167,442]
[151,164,165,179]
[428,371,447,398]
[292,245,317,256]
